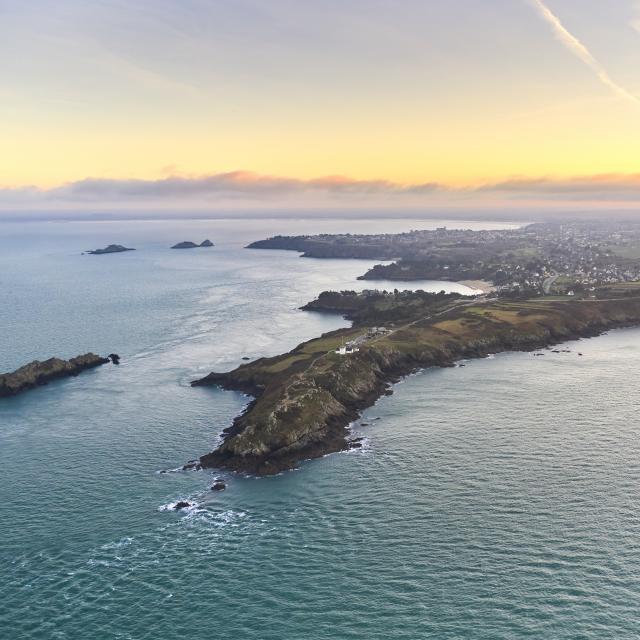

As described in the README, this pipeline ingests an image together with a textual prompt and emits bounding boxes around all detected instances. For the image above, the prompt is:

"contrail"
[529,0,639,104]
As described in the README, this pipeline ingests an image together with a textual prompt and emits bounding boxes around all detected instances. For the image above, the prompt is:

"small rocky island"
[0,353,119,398]
[171,240,214,249]
[191,284,640,476]
[88,244,135,255]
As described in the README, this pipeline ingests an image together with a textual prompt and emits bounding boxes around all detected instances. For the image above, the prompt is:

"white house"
[336,344,360,355]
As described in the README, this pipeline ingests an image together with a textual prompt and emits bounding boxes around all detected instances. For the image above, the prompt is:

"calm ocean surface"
[2,218,640,639]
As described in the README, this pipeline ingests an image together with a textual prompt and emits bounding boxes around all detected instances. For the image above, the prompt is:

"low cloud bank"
[0,171,440,203]
[480,174,640,199]
[2,170,640,211]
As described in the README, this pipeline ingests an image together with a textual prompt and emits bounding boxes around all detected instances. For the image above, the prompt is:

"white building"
[336,344,360,355]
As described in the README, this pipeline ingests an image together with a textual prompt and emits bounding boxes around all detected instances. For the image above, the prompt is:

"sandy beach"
[459,280,496,294]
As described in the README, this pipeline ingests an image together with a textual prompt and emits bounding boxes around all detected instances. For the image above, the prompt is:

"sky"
[1,0,640,213]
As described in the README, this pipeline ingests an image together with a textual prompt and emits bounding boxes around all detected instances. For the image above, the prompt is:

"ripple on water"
[4,226,640,638]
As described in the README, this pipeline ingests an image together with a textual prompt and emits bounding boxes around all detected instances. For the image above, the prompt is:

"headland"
[191,284,640,475]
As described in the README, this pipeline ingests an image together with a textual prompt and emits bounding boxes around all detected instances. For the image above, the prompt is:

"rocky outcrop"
[88,245,135,254]
[0,353,112,398]
[171,241,199,249]
[171,240,215,249]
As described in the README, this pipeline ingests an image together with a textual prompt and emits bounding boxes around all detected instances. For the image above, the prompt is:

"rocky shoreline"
[0,353,118,398]
[191,293,640,476]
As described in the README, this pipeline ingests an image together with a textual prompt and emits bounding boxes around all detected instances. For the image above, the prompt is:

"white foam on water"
[101,537,134,550]
[216,509,246,525]
[344,437,371,455]
[179,507,248,530]
[87,558,111,568]
[158,500,202,515]
[156,466,189,474]
[158,495,247,530]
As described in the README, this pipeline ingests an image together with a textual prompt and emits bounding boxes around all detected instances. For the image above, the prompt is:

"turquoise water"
[2,219,640,639]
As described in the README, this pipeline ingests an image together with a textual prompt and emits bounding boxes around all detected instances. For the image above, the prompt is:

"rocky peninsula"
[191,284,640,476]
[88,244,135,255]
[0,353,118,398]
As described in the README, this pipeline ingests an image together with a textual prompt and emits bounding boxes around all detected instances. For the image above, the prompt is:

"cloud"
[481,173,640,200]
[528,0,640,105]
[3,171,640,209]
[0,171,441,204]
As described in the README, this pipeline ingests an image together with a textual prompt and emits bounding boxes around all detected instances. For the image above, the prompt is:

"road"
[543,274,559,295]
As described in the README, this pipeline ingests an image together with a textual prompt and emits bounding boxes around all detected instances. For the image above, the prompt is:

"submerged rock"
[173,501,192,510]
[211,481,226,491]
[108,353,121,365]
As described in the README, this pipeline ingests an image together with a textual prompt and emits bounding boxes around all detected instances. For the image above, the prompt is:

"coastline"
[191,292,640,476]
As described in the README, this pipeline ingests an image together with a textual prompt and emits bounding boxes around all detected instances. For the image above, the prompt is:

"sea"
[1,217,640,639]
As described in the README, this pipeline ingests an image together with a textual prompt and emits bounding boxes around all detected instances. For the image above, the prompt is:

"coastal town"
[248,221,640,295]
